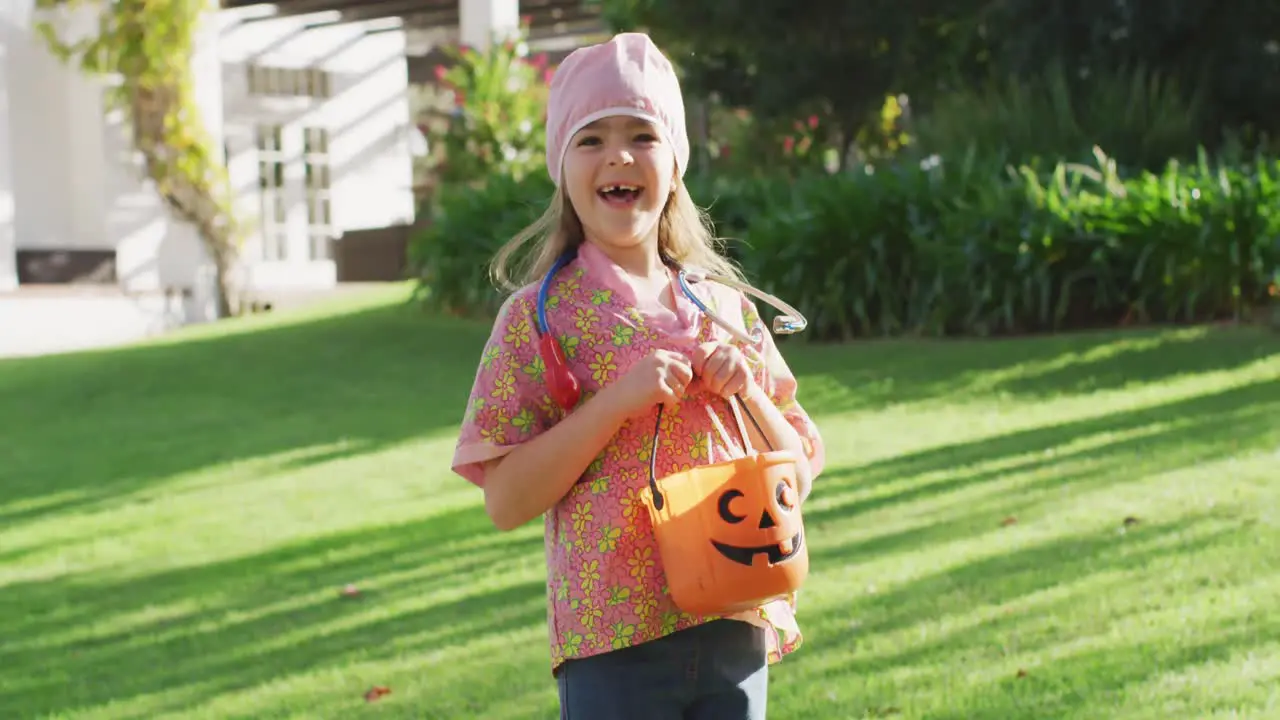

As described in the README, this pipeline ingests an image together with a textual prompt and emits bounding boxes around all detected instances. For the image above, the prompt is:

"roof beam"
[400,6,597,27]
[222,0,591,18]
[221,0,601,34]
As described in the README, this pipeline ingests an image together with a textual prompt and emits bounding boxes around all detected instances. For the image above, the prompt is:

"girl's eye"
[634,133,659,143]
[576,136,602,147]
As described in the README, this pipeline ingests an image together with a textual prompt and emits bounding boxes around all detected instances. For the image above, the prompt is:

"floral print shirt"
[451,241,826,674]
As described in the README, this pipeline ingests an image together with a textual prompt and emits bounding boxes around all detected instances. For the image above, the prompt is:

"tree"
[35,0,241,318]
[974,0,1280,146]
[596,0,985,166]
[599,0,1280,164]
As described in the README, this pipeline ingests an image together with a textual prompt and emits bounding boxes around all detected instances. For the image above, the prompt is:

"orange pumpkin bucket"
[641,395,809,616]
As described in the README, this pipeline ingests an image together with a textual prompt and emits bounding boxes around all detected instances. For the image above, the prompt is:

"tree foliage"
[597,0,1280,157]
[35,0,241,317]
[973,0,1280,144]
[596,0,981,162]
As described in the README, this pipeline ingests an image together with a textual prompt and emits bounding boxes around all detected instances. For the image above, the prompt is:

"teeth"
[602,184,640,193]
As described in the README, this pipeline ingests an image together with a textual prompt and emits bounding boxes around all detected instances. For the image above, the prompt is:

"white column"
[0,0,28,290]
[458,0,519,51]
[0,77,16,291]
[66,58,108,250]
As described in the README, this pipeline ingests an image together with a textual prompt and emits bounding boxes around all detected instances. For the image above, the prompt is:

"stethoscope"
[534,246,807,412]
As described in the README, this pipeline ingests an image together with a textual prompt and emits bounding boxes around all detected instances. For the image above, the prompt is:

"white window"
[305,68,332,99]
[247,64,332,99]
[303,127,333,260]
[247,64,335,262]
[255,124,288,261]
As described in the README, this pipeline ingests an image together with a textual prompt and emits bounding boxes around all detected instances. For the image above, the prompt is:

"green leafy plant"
[417,21,551,192]
[739,147,1280,341]
[411,142,1279,343]
[410,23,558,313]
[408,172,555,317]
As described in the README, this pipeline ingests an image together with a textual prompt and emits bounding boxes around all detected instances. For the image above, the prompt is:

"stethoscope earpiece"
[773,316,805,334]
[678,269,809,345]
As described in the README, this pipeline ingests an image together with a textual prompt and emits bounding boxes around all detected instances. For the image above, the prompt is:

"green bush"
[408,171,554,317]
[407,172,772,316]
[410,148,1280,341]
[737,147,1280,340]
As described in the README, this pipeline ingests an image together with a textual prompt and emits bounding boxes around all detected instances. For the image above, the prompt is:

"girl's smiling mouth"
[598,184,644,206]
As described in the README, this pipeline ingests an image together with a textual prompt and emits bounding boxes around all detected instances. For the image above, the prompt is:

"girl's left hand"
[691,342,756,399]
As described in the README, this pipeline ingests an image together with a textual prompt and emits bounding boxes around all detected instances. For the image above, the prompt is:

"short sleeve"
[451,290,561,487]
[738,292,827,478]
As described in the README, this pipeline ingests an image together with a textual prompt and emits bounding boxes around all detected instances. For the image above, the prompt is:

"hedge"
[409,147,1280,341]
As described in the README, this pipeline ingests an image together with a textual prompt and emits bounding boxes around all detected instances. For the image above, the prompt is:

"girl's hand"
[604,349,694,416]
[692,342,756,399]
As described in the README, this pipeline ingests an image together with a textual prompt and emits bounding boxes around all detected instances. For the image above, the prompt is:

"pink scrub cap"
[545,32,689,184]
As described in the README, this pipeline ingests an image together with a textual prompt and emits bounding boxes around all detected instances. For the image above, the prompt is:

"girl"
[451,32,826,719]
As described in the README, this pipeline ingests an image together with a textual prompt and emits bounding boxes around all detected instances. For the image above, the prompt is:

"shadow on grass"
[798,325,1277,412]
[834,516,1237,643]
[844,515,1274,717]
[0,504,548,717]
[0,291,495,523]
[931,612,1280,720]
[803,373,1280,542]
[802,514,1280,720]
[781,363,1280,718]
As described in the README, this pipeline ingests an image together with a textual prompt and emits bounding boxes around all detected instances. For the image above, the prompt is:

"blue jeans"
[555,619,769,720]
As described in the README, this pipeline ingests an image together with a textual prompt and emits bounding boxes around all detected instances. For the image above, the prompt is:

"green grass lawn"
[2,283,1278,719]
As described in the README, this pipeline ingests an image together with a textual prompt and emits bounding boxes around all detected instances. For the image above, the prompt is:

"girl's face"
[561,115,676,258]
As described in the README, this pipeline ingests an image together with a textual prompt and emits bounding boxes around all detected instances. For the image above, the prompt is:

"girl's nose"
[607,148,634,166]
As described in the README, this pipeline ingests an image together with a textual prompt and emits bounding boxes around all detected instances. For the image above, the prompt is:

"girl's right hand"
[604,350,694,416]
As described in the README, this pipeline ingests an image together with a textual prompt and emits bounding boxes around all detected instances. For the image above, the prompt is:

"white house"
[0,0,580,357]
[220,5,418,297]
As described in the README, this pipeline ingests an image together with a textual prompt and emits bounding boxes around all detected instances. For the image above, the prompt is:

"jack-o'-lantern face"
[644,450,810,616]
[711,479,804,566]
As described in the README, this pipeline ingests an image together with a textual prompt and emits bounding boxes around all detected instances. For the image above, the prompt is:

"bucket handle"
[648,394,773,512]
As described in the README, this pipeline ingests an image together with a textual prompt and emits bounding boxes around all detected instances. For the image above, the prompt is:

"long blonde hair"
[489,180,747,292]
